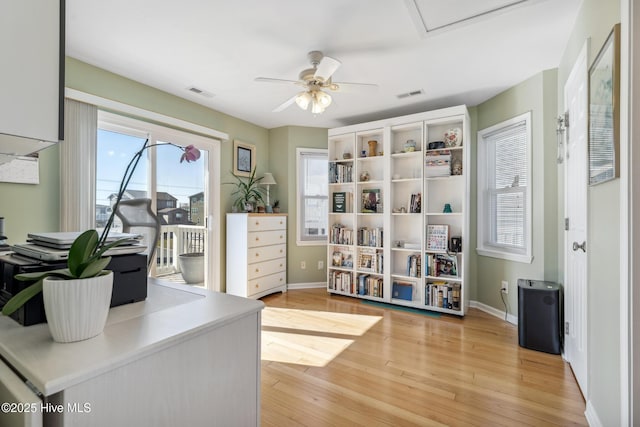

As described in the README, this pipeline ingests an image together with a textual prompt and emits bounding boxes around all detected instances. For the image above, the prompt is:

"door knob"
[572,241,586,252]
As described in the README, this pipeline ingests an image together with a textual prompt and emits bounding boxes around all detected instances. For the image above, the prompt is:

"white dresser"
[226,213,287,299]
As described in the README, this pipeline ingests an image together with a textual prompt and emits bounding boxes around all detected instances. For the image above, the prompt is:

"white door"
[564,42,589,396]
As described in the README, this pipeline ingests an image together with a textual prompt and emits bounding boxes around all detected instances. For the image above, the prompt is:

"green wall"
[473,69,558,314]
[269,126,328,285]
[556,0,621,424]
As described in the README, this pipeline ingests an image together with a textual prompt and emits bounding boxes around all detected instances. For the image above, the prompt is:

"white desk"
[0,280,264,427]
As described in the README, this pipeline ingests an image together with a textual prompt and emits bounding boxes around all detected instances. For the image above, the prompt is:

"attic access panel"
[407,0,542,34]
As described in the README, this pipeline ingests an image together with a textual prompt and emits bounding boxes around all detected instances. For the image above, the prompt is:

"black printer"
[0,253,147,326]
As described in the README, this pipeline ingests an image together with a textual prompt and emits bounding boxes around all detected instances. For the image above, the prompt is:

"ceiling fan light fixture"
[295,91,312,110]
[315,90,332,107]
[311,100,325,114]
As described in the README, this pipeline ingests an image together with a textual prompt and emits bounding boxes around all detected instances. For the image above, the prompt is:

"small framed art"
[233,140,256,177]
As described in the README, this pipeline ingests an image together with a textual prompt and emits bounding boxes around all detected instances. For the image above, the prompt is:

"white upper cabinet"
[0,0,64,156]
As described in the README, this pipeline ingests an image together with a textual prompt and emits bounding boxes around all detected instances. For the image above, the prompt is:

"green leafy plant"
[227,168,266,212]
[2,140,201,316]
[272,199,280,209]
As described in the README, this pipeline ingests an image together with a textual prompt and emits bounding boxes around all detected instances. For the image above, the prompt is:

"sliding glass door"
[95,112,220,290]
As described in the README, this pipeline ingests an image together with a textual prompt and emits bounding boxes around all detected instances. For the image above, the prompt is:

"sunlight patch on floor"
[262,307,382,336]
[262,331,354,367]
[261,307,382,366]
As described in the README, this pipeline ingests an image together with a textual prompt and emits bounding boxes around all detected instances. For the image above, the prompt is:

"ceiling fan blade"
[331,81,379,93]
[255,77,300,85]
[272,94,298,112]
[314,56,341,81]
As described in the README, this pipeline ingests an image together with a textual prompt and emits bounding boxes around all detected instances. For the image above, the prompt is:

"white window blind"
[477,112,532,263]
[296,148,328,245]
[489,121,527,249]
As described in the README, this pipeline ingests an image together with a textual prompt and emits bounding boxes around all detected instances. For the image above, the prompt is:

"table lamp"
[261,173,277,212]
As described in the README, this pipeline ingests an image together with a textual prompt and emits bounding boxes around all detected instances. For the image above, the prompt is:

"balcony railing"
[156,224,206,276]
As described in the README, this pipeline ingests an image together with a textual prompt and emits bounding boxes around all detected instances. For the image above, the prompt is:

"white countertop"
[0,280,264,396]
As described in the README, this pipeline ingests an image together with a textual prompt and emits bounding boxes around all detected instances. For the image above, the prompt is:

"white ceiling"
[66,0,582,130]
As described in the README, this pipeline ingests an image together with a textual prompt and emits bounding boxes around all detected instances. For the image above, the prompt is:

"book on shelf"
[332,251,343,267]
[406,254,421,277]
[332,191,352,213]
[425,282,461,310]
[426,253,458,278]
[361,188,381,213]
[408,192,421,213]
[426,224,449,251]
[357,274,384,298]
[329,270,354,293]
[392,281,413,301]
[357,226,383,248]
[330,223,353,245]
[329,162,353,184]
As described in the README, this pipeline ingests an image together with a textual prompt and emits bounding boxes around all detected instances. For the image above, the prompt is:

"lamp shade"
[261,172,276,186]
[295,91,311,110]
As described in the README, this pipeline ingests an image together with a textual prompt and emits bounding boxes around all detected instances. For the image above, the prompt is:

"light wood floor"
[260,288,586,427]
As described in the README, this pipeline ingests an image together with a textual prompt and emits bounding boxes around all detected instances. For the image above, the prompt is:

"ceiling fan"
[255,50,378,114]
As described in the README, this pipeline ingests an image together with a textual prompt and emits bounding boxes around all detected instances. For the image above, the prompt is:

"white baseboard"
[470,300,518,325]
[584,400,603,427]
[286,282,326,290]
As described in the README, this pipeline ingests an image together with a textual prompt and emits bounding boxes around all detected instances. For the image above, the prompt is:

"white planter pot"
[178,252,204,284]
[43,271,114,343]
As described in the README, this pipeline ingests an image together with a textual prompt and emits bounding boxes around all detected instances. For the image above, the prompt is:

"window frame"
[296,147,328,246]
[476,111,533,263]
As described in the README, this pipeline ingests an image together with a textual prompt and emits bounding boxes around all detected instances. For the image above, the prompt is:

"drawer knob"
[280,249,283,253]
[255,221,260,226]
[279,278,283,282]
[255,253,259,257]
[255,284,259,288]
[255,268,260,273]
[280,221,283,225]
[279,235,283,239]
[280,264,283,267]
[255,237,260,241]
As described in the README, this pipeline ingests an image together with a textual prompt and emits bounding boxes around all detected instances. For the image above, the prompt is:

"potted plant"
[227,168,266,212]
[272,200,281,213]
[2,140,201,343]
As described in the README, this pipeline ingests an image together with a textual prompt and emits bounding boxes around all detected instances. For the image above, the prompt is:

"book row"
[358,226,383,248]
[425,282,461,310]
[329,162,354,184]
[328,271,384,298]
[330,223,354,245]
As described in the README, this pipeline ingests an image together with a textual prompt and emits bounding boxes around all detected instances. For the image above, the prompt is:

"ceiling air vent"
[187,86,215,98]
[396,89,424,99]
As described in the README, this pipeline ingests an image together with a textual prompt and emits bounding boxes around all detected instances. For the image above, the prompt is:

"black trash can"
[517,279,562,354]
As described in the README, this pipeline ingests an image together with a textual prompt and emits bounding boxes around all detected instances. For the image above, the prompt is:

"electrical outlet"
[501,280,508,294]
[317,260,324,270]
[300,261,306,270]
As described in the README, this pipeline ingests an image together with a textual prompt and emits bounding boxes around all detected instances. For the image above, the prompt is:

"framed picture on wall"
[233,140,256,177]
[588,23,621,186]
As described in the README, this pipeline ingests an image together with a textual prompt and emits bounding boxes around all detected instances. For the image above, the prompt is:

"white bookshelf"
[327,105,470,316]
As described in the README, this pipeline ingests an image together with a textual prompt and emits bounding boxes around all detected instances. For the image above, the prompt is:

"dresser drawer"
[248,244,286,264]
[248,230,286,248]
[248,271,286,296]
[248,216,286,232]
[248,257,286,280]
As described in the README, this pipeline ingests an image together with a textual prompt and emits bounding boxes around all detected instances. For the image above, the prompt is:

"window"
[296,148,328,245]
[477,112,532,263]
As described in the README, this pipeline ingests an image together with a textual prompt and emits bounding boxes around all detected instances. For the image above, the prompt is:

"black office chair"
[114,198,161,269]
